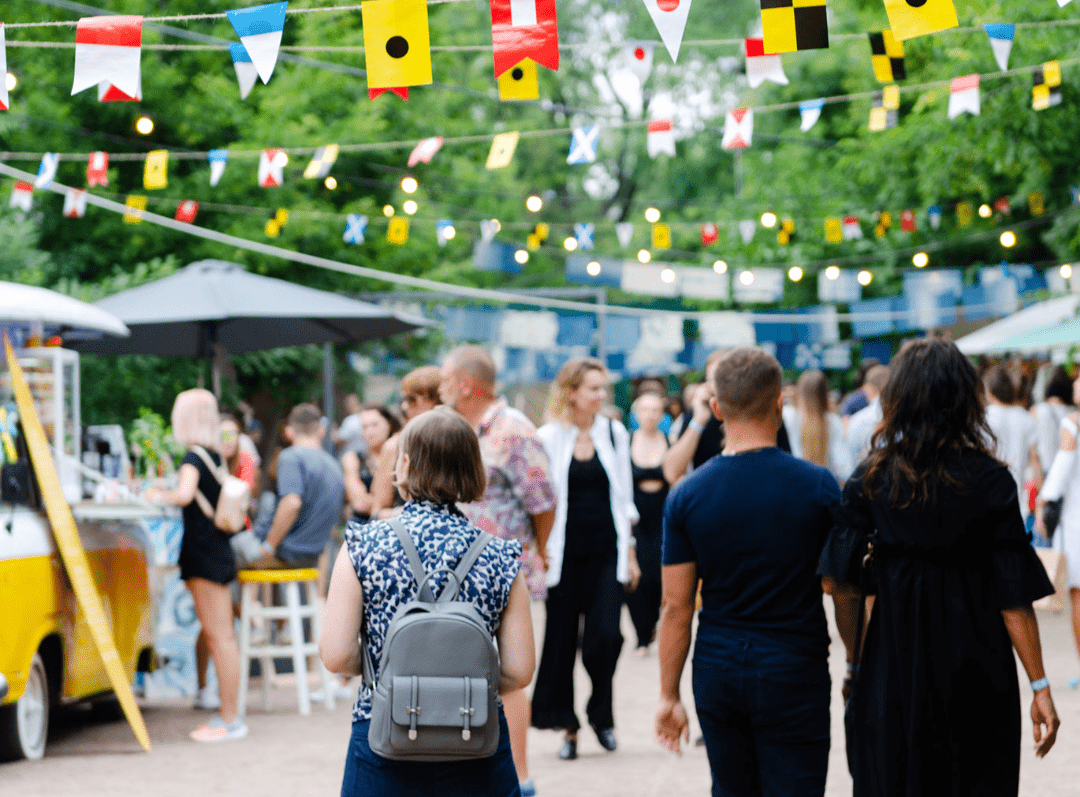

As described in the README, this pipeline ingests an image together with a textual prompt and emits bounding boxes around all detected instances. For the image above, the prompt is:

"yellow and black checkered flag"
[869,31,905,83]
[760,0,829,54]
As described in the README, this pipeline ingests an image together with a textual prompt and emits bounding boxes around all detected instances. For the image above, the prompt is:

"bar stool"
[236,568,334,717]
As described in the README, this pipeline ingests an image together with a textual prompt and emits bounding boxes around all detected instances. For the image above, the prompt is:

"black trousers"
[531,551,624,733]
[624,525,662,649]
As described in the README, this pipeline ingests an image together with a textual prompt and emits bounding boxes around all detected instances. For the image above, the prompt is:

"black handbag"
[1043,498,1064,539]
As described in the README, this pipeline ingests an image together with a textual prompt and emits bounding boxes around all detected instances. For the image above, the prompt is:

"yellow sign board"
[3,335,151,752]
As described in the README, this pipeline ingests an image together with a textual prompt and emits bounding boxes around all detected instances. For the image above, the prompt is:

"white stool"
[236,568,334,718]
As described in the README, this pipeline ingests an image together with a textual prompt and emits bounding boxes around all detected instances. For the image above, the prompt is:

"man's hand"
[1032,689,1060,758]
[691,383,713,424]
[655,698,690,755]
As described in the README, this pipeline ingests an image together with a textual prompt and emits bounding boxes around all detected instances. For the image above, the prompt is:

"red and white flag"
[647,119,675,158]
[842,215,863,240]
[642,0,693,63]
[98,76,142,103]
[490,0,559,77]
[721,108,753,150]
[625,41,655,85]
[258,148,286,187]
[900,209,916,232]
[407,136,444,168]
[63,188,87,219]
[947,73,980,119]
[175,200,199,224]
[701,222,718,246]
[9,182,32,212]
[87,151,109,186]
[71,15,142,98]
[745,39,788,88]
[0,24,9,111]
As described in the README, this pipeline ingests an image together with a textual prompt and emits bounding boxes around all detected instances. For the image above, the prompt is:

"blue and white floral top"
[345,500,523,722]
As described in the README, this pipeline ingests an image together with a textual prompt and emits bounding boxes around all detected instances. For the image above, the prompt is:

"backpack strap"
[442,531,493,603]
[387,517,437,603]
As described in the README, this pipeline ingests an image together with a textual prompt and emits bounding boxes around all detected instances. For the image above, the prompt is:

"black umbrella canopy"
[70,260,431,355]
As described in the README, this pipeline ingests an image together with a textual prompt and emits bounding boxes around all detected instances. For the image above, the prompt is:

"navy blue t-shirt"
[663,447,841,650]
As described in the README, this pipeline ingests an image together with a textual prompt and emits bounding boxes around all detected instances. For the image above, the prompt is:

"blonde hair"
[171,389,221,450]
[796,370,829,467]
[544,357,608,423]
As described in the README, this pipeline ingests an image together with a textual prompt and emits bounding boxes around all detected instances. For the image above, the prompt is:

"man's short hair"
[398,406,486,504]
[984,365,1016,405]
[288,403,323,436]
[446,345,497,389]
[864,365,890,393]
[711,347,783,421]
[401,366,442,404]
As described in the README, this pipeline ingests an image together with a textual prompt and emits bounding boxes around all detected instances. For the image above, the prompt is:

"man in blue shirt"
[654,347,857,797]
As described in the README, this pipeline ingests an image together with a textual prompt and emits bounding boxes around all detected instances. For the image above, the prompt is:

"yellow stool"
[236,568,334,718]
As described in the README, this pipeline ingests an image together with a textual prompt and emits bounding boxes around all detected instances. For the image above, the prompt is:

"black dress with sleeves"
[819,450,1053,797]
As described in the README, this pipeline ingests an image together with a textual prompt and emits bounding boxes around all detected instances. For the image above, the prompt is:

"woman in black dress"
[819,337,1060,797]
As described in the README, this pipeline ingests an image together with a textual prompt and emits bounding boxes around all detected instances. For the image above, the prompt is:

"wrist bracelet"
[1031,677,1050,692]
[688,418,706,434]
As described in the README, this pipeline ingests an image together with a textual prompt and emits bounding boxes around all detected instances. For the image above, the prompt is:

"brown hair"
[711,347,783,421]
[544,357,607,422]
[288,403,323,436]
[363,404,403,437]
[397,406,486,504]
[401,366,442,404]
[983,365,1016,405]
[796,370,829,467]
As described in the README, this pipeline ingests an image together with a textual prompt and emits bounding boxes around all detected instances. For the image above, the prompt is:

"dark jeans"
[692,623,830,797]
[342,709,520,797]
[531,552,624,733]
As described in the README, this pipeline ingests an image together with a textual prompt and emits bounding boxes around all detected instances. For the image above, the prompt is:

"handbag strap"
[188,446,223,522]
[190,445,226,485]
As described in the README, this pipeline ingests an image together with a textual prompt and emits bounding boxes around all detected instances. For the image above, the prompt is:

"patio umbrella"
[993,314,1080,353]
[955,295,1080,354]
[0,281,129,339]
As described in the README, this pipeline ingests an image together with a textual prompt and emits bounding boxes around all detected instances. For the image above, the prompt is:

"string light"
[586,261,601,276]
[660,268,676,283]
[788,266,803,282]
[5,73,15,92]
[825,265,840,280]
[383,205,395,217]
[442,225,456,240]
[403,199,418,215]
[713,260,727,274]
[638,249,651,263]
[644,207,661,223]
[857,270,873,286]
[913,252,929,267]
[1061,263,1073,279]
[564,237,578,251]
[739,270,754,285]
[1000,231,1017,247]
[978,204,992,218]
[489,219,502,233]
[760,212,777,228]
[514,249,529,264]
[323,176,337,190]
[135,115,154,135]
[401,176,418,194]
[526,195,543,212]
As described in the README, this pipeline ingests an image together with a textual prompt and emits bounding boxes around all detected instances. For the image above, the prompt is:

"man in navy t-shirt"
[654,347,856,797]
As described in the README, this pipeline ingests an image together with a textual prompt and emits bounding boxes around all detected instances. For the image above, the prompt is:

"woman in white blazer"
[531,358,640,761]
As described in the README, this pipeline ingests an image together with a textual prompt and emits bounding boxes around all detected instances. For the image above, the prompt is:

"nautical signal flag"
[869,87,899,131]
[303,144,339,179]
[842,215,863,240]
[956,201,973,227]
[87,151,109,187]
[209,149,228,187]
[226,2,287,84]
[143,150,168,190]
[229,43,259,100]
[647,119,676,157]
[363,0,432,98]
[824,217,842,243]
[616,222,635,248]
[71,15,142,98]
[869,31,905,83]
[1033,61,1062,111]
[408,136,443,168]
[738,220,756,244]
[35,153,58,189]
[701,222,718,246]
[947,74,980,119]
[265,218,280,237]
[625,41,655,85]
[994,196,1011,215]
[652,223,671,249]
[575,223,596,250]
[760,0,828,54]
[1029,192,1045,217]
[745,39,788,88]
[642,0,693,63]
[344,214,368,244]
[387,217,409,244]
[567,125,599,164]
[258,148,286,187]
[883,0,957,41]
[721,108,753,150]
[0,24,8,111]
[928,205,942,229]
[123,195,147,224]
[984,24,1014,72]
[490,0,559,77]
[480,219,500,242]
[498,60,539,100]
[799,99,824,131]
[900,209,916,232]
[98,78,141,102]
[63,189,87,219]
[436,220,455,247]
[9,182,32,212]
[486,131,520,169]
[175,200,199,224]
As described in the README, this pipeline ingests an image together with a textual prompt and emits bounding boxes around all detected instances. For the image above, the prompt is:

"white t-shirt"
[846,398,883,467]
[336,413,368,456]
[782,405,853,482]
[986,403,1037,514]
[1032,401,1069,472]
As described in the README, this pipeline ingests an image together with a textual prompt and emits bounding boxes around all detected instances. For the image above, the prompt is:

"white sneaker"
[190,716,248,743]
[193,687,220,710]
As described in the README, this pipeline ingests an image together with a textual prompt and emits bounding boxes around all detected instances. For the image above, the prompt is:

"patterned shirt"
[458,398,556,600]
[345,500,522,722]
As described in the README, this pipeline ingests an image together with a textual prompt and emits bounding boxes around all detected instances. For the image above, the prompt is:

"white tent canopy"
[0,281,129,338]
[955,295,1080,355]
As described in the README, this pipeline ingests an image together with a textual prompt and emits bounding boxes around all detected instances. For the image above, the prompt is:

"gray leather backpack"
[364,518,502,761]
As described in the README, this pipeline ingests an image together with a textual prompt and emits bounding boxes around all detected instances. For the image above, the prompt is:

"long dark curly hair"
[862,336,995,508]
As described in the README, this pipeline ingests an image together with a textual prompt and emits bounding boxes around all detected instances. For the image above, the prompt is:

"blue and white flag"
[344,214,368,244]
[208,149,229,187]
[226,2,287,85]
[229,42,259,99]
[436,219,455,247]
[799,98,825,132]
[983,24,1014,72]
[615,222,634,248]
[35,153,58,189]
[927,205,943,230]
[567,125,598,165]
[574,222,595,251]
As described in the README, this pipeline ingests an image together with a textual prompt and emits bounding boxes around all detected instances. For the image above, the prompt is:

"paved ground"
[5,602,1080,796]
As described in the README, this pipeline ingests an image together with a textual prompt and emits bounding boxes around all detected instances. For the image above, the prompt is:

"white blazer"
[537,415,639,589]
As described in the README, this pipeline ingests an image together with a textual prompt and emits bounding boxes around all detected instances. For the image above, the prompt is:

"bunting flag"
[842,215,863,240]
[436,219,455,246]
[265,218,280,237]
[226,2,287,84]
[275,208,289,227]
[0,24,8,111]
[344,213,368,244]
[701,222,718,245]
[123,195,147,224]
[738,219,756,244]
[9,182,32,212]
[35,153,58,189]
[983,24,1014,72]
[947,73,980,118]
[824,217,842,243]
[994,196,1011,215]
[721,108,753,150]
[646,119,676,158]
[567,125,599,164]
[490,0,559,76]
[480,219,500,241]
[883,0,957,41]
[143,150,168,190]
[900,209,916,232]
[625,41,655,85]
[408,136,443,167]
[760,0,829,54]
[574,222,595,250]
[258,148,286,187]
[86,151,109,187]
[799,99,824,131]
[956,200,973,226]
[778,217,795,245]
[641,0,692,63]
[616,222,635,248]
[363,0,432,97]
[928,205,942,230]
[387,216,409,244]
[869,31,905,82]
[1033,61,1062,110]
[869,86,898,130]
[63,188,87,219]
[1029,192,1045,217]
[486,131,520,169]
[175,200,199,224]
[229,42,259,100]
[745,39,788,88]
[498,59,539,100]
[303,144,339,179]
[98,79,141,102]
[652,222,671,249]
[208,149,228,187]
[71,15,142,98]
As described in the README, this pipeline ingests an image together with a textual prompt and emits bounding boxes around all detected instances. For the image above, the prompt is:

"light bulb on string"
[135,115,154,135]
[825,265,840,280]
[526,195,543,212]
[739,270,754,286]
[401,176,418,194]
[978,204,992,218]
[857,270,873,286]
[514,250,529,264]
[443,226,456,240]
[760,212,777,229]
[644,207,661,223]
[660,268,676,284]
[383,205,395,217]
[913,252,929,268]
[788,266,803,282]
[713,260,727,274]
[5,73,15,93]
[403,200,418,215]
[1000,231,1017,248]
[586,261,602,276]
[324,176,337,190]
[564,237,578,251]
[1061,264,1073,280]
[638,249,651,263]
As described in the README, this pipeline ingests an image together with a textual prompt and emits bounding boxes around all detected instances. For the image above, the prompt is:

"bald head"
[445,345,497,390]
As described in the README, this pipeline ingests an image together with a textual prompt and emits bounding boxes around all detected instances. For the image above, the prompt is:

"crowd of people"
[157,337,1073,796]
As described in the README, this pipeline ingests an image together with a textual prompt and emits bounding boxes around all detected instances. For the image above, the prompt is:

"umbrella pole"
[322,343,334,453]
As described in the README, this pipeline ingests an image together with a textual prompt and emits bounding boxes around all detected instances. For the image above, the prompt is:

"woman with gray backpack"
[320,406,535,796]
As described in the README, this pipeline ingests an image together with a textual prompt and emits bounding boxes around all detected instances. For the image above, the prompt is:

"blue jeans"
[692,624,830,797]
[341,708,521,797]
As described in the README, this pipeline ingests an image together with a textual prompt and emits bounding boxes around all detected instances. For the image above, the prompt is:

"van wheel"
[0,653,50,761]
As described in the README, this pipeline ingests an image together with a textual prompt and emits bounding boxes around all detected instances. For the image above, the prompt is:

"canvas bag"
[190,445,251,534]
[365,517,502,761]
